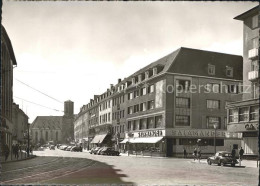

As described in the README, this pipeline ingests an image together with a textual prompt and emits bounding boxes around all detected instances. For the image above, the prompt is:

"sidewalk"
[1,151,36,164]
[191,159,259,168]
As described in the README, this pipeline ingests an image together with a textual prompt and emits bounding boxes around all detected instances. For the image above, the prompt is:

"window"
[132,77,135,85]
[226,67,233,77]
[108,113,111,122]
[227,84,238,94]
[128,121,132,131]
[147,100,155,110]
[250,106,259,121]
[206,83,220,93]
[140,102,146,111]
[207,117,220,129]
[148,84,154,93]
[128,106,133,114]
[140,87,147,96]
[140,119,147,130]
[134,120,139,130]
[224,117,227,129]
[147,117,154,129]
[253,82,259,99]
[176,115,190,126]
[252,15,258,29]
[176,97,190,108]
[208,64,215,75]
[134,90,139,98]
[252,37,259,48]
[134,104,139,113]
[45,131,48,141]
[206,100,220,109]
[176,80,190,92]
[239,107,249,122]
[251,60,259,71]
[122,110,125,118]
[155,116,162,128]
[128,92,133,100]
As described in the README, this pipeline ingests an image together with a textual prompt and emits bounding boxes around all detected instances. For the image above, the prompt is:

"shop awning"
[120,137,163,144]
[90,134,108,144]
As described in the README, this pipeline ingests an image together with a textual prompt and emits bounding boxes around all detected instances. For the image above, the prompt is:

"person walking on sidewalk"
[183,148,187,158]
[231,147,236,158]
[193,148,197,161]
[239,147,244,161]
[197,148,201,161]
[4,144,10,161]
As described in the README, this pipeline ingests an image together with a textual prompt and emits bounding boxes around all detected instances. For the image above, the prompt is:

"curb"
[1,155,37,164]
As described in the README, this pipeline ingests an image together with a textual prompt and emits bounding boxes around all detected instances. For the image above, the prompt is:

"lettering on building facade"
[138,130,163,138]
[170,129,226,138]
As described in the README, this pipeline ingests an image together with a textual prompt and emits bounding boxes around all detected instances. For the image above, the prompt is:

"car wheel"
[231,163,235,167]
[221,161,225,166]
[207,160,212,165]
[217,162,221,166]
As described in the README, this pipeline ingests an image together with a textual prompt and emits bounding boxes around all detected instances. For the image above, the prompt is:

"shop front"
[120,129,166,156]
[89,124,112,148]
[165,128,242,157]
[228,122,258,156]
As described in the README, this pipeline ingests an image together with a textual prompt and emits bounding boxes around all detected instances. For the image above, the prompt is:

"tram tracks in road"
[0,158,96,185]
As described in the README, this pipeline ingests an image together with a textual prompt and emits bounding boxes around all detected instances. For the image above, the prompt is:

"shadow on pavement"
[43,157,134,184]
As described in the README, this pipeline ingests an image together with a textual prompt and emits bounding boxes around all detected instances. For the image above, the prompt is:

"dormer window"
[138,74,142,82]
[132,77,135,85]
[145,71,149,79]
[208,64,215,75]
[153,67,157,75]
[226,66,233,77]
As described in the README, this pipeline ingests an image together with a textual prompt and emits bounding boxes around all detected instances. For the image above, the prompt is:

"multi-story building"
[226,6,259,157]
[0,25,17,152]
[12,103,29,144]
[30,100,75,145]
[76,47,244,156]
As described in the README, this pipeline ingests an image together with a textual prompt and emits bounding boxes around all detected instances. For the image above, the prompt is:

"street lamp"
[213,123,218,154]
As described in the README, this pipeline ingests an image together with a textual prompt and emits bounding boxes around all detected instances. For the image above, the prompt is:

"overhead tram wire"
[15,79,63,104]
[14,96,64,113]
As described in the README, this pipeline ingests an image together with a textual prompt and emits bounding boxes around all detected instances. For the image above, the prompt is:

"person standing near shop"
[4,144,10,161]
[239,147,244,161]
[193,148,197,161]
[183,147,187,158]
[231,147,236,158]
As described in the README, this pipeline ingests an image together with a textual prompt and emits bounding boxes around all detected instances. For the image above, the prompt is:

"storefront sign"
[167,129,227,138]
[138,130,163,138]
[228,122,258,132]
[243,132,258,137]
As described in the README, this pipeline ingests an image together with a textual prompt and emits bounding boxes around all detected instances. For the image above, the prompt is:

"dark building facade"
[0,25,17,152]
[76,47,243,156]
[226,6,259,156]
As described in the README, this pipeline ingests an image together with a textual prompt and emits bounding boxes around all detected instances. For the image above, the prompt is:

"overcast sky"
[2,1,258,123]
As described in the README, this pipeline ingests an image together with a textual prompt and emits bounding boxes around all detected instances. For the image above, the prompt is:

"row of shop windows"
[127,115,163,131]
[128,84,155,100]
[178,138,224,146]
[128,100,155,114]
[229,106,259,123]
[175,115,225,129]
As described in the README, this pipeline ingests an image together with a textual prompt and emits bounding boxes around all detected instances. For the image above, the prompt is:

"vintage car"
[100,147,120,156]
[207,151,238,167]
[49,145,55,150]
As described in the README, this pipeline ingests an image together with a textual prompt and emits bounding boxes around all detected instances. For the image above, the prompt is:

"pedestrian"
[4,144,10,161]
[193,148,197,161]
[183,148,187,158]
[197,148,201,161]
[15,144,19,159]
[239,147,244,161]
[231,147,236,158]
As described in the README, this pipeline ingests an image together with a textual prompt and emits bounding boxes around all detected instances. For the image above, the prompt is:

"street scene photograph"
[0,1,259,185]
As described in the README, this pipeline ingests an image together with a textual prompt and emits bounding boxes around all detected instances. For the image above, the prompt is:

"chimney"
[118,78,121,83]
[110,84,114,89]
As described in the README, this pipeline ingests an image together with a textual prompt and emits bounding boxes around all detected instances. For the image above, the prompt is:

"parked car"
[59,145,68,150]
[71,146,82,152]
[49,145,55,150]
[92,147,101,155]
[99,147,110,155]
[97,147,107,155]
[90,147,97,154]
[207,151,238,167]
[66,146,73,151]
[100,147,120,156]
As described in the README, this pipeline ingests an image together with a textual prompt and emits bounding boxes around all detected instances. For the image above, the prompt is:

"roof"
[30,116,63,130]
[234,5,259,20]
[1,25,17,65]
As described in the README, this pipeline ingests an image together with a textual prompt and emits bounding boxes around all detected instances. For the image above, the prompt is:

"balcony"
[248,48,258,59]
[248,70,259,81]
